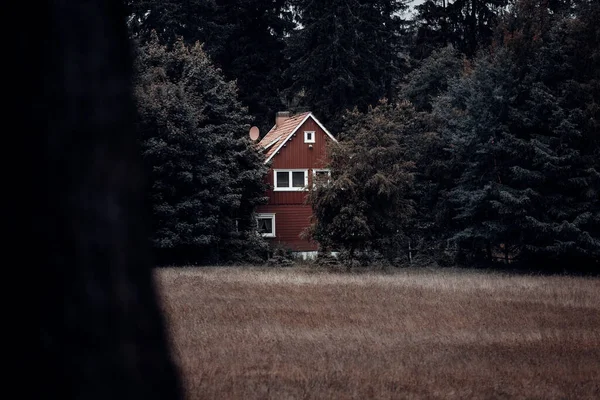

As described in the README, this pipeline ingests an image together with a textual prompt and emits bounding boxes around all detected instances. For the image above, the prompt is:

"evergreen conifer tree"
[412,0,508,59]
[433,0,600,270]
[134,33,269,264]
[126,0,293,133]
[399,45,464,111]
[285,0,408,133]
[434,47,518,264]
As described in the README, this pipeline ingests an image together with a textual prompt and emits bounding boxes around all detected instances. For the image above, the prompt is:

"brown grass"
[155,267,600,400]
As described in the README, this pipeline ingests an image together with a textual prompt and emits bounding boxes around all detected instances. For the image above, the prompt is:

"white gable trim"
[262,137,281,151]
[309,114,338,143]
[264,113,337,164]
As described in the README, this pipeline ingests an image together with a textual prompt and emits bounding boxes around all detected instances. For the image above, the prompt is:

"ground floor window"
[256,213,276,237]
[274,169,308,191]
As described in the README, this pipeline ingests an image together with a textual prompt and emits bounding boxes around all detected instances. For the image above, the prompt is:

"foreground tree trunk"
[14,1,183,399]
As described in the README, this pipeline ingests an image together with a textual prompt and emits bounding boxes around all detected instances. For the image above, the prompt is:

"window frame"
[256,213,276,238]
[273,169,309,191]
[312,168,332,188]
[304,130,316,143]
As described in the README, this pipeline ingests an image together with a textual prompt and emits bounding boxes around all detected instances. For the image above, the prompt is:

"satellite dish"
[249,126,260,141]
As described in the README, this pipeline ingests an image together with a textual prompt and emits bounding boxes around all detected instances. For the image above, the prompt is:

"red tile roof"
[258,112,311,161]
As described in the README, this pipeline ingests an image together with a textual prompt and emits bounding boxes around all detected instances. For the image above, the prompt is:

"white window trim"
[273,169,309,191]
[313,168,331,177]
[304,130,316,143]
[256,213,276,238]
[312,169,332,188]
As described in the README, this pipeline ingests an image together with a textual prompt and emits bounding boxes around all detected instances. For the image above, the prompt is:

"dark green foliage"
[412,0,508,59]
[411,0,454,60]
[399,45,464,111]
[431,0,600,271]
[306,100,416,263]
[133,33,269,264]
[126,0,293,133]
[434,47,519,265]
[285,0,409,133]
[501,0,600,269]
[266,244,296,266]
[124,0,599,272]
[214,1,294,133]
[126,0,219,49]
[401,109,455,267]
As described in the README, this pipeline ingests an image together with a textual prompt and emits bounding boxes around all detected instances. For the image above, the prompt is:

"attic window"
[304,131,315,143]
[256,213,275,237]
[274,169,308,191]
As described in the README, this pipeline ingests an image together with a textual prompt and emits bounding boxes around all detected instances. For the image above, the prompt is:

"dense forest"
[125,0,599,273]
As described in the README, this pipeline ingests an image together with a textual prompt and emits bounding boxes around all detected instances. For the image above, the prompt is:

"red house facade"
[254,111,337,255]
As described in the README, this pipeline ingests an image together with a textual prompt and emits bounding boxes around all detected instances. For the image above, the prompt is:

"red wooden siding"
[256,115,334,252]
[267,118,332,205]
[255,204,319,251]
[271,118,329,169]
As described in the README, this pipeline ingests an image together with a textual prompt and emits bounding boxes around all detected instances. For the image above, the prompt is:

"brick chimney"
[276,111,290,127]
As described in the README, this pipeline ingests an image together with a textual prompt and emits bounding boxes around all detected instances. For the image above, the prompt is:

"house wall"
[256,204,319,251]
[256,117,333,252]
[265,118,331,205]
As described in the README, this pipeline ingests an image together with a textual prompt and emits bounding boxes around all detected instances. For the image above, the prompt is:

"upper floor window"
[312,169,331,187]
[274,169,308,191]
[304,131,315,143]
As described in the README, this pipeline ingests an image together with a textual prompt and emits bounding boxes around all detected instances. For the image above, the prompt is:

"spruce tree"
[501,0,600,269]
[434,0,600,270]
[399,45,464,111]
[285,0,408,133]
[411,0,508,59]
[411,0,455,60]
[214,0,294,133]
[434,47,519,265]
[126,0,293,133]
[134,33,268,264]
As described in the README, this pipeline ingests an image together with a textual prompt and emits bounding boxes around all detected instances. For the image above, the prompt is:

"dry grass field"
[155,267,600,399]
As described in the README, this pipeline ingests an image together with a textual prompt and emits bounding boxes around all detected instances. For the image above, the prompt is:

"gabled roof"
[257,112,337,164]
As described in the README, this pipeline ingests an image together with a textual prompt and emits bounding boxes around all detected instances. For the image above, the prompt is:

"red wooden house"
[254,111,337,257]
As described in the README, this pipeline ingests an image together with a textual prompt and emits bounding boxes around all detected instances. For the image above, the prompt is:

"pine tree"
[411,0,454,60]
[126,0,294,133]
[213,0,294,133]
[285,0,409,133]
[411,0,508,59]
[125,0,220,47]
[133,32,269,264]
[434,47,518,265]
[394,46,467,265]
[434,0,600,270]
[399,45,464,111]
[500,0,600,269]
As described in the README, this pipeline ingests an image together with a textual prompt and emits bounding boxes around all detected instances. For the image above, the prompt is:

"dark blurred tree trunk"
[14,1,183,399]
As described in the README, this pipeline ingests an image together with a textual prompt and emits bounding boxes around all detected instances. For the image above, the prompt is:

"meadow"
[156,267,600,399]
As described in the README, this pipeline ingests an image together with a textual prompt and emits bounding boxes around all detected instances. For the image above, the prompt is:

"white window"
[304,131,315,143]
[312,169,331,187]
[256,213,275,237]
[274,169,308,191]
